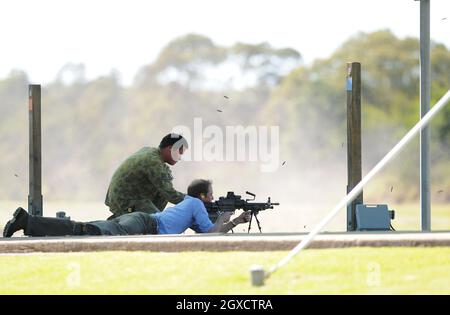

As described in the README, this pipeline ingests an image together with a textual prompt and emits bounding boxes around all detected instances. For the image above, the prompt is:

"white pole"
[261,90,450,280]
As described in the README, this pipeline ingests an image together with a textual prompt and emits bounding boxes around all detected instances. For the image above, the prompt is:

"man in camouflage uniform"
[105,133,188,218]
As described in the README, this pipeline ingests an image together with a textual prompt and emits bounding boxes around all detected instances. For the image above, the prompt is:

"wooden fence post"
[346,62,363,231]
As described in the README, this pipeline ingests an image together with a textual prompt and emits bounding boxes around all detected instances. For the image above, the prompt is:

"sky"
[0,0,449,86]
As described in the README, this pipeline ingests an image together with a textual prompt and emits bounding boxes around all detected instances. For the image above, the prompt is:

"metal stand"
[247,212,263,233]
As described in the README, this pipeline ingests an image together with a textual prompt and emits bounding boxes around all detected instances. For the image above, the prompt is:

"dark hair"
[187,179,212,198]
[159,133,188,149]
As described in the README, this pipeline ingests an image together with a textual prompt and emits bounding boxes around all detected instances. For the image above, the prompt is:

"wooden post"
[28,85,43,216]
[346,62,363,231]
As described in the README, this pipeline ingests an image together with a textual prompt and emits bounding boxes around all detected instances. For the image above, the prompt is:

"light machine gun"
[203,191,279,233]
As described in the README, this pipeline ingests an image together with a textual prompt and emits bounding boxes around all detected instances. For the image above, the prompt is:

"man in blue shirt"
[3,179,251,237]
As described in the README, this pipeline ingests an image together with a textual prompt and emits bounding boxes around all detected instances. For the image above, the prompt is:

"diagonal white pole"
[262,90,450,280]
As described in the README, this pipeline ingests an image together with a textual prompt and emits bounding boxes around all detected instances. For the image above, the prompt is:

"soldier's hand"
[236,211,252,224]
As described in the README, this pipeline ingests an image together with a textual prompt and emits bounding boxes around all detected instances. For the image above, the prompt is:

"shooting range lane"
[0,232,449,253]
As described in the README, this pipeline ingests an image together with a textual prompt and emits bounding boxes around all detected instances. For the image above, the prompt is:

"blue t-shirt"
[153,196,214,234]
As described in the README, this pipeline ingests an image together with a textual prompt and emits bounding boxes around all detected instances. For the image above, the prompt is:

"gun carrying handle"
[246,191,256,201]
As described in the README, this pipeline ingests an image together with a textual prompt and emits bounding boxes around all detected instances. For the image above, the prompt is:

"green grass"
[0,247,449,294]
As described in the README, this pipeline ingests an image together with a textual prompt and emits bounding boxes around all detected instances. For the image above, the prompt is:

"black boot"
[3,207,29,237]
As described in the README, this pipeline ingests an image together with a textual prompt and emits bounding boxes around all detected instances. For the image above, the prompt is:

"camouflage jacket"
[105,147,185,216]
